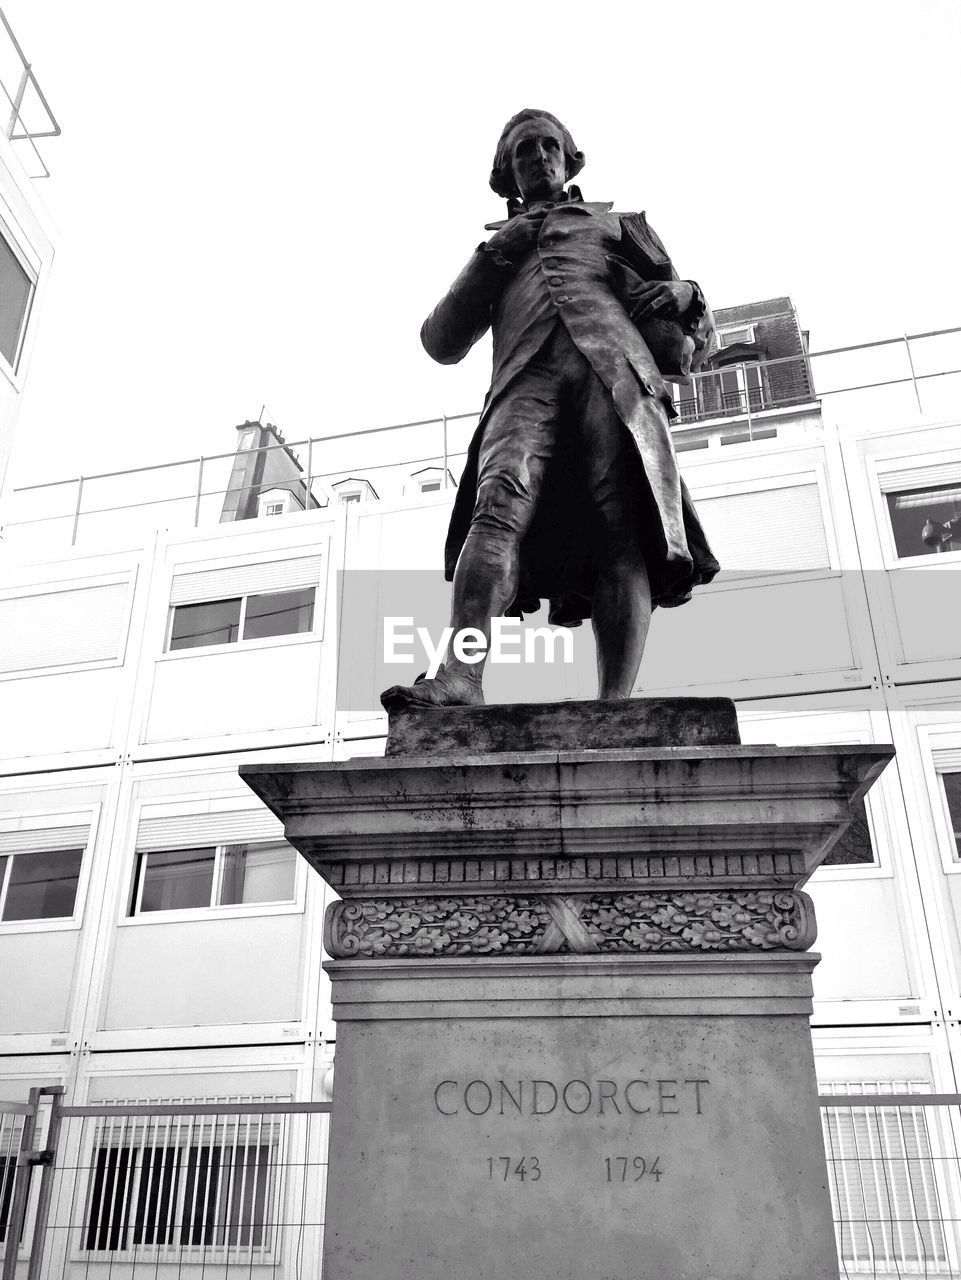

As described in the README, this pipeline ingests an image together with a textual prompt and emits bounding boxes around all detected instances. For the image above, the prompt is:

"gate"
[0,1088,331,1279]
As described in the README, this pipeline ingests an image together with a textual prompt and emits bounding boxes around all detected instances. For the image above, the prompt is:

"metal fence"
[819,1089,961,1278]
[1,1088,330,1279]
[7,1087,961,1277]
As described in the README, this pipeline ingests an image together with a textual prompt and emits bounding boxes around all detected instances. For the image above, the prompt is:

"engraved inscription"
[486,1156,542,1181]
[434,1077,709,1117]
[604,1155,663,1182]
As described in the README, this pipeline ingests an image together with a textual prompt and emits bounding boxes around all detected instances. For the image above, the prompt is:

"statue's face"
[507,118,567,203]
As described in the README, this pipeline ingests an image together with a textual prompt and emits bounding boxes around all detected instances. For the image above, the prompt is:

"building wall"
[0,406,959,1272]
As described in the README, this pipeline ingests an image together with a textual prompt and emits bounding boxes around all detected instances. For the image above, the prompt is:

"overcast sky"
[5,0,961,489]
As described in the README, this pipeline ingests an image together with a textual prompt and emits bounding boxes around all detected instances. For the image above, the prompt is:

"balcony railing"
[2,325,960,552]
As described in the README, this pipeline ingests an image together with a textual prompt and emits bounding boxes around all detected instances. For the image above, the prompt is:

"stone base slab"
[321,953,839,1280]
[384,695,741,756]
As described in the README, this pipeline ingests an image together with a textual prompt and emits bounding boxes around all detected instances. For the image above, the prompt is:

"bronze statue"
[382,110,720,709]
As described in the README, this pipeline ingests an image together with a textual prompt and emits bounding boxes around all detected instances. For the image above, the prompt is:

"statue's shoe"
[380,664,485,711]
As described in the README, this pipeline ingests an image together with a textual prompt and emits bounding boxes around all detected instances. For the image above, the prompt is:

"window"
[942,773,961,858]
[131,841,296,914]
[0,848,83,921]
[420,481,441,494]
[823,797,876,866]
[169,598,241,649]
[82,1113,280,1257]
[820,1083,951,1273]
[167,587,315,651]
[0,232,34,370]
[256,491,290,519]
[886,483,961,558]
[0,580,129,675]
[331,478,377,504]
[717,324,756,348]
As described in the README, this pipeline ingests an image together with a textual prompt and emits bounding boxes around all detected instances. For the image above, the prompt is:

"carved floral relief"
[325,889,814,959]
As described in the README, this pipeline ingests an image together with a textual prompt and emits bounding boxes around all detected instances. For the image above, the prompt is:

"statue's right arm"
[420,245,513,365]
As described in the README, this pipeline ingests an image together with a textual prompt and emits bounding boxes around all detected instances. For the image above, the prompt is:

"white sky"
[5,0,961,488]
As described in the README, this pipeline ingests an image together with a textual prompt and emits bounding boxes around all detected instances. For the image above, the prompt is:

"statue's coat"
[422,197,720,623]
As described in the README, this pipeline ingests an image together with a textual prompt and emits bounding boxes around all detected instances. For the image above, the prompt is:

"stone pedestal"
[242,700,893,1280]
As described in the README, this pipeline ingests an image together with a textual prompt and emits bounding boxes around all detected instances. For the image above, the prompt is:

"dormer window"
[718,324,756,348]
[408,466,455,496]
[256,489,292,519]
[331,477,377,505]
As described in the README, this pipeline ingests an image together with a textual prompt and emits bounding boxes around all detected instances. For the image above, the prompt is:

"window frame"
[885,481,961,562]
[129,839,299,917]
[737,711,894,883]
[819,1080,955,1274]
[0,211,38,382]
[683,464,842,592]
[163,585,317,655]
[870,452,961,571]
[0,808,97,935]
[0,570,135,682]
[123,820,305,926]
[919,732,961,877]
[74,1106,287,1265]
[717,323,756,348]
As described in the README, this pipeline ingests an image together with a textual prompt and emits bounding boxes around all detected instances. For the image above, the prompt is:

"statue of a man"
[382,109,720,709]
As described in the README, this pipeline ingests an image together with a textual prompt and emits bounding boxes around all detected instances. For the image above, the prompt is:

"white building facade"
[0,293,959,1270]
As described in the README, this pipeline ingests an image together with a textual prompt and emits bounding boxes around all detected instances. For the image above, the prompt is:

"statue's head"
[490,109,585,203]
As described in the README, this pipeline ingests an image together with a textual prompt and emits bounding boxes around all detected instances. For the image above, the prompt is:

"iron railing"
[819,1088,961,1277]
[0,1090,330,1279]
[6,1087,961,1277]
[0,9,60,179]
[2,326,961,552]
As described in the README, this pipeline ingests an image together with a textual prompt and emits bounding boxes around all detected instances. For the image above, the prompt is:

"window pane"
[169,598,241,650]
[824,796,875,866]
[944,773,961,857]
[132,1146,180,1246]
[887,484,961,557]
[2,849,83,921]
[85,1146,136,1252]
[0,235,32,368]
[220,842,297,905]
[242,588,314,641]
[137,848,215,912]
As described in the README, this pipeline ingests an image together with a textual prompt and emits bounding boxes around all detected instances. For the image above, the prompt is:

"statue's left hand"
[630,279,694,320]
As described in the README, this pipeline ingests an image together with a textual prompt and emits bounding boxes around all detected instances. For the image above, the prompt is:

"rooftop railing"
[0,8,60,179]
[2,325,960,552]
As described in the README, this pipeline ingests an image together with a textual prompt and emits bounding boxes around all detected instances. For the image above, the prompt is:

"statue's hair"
[489,109,585,199]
